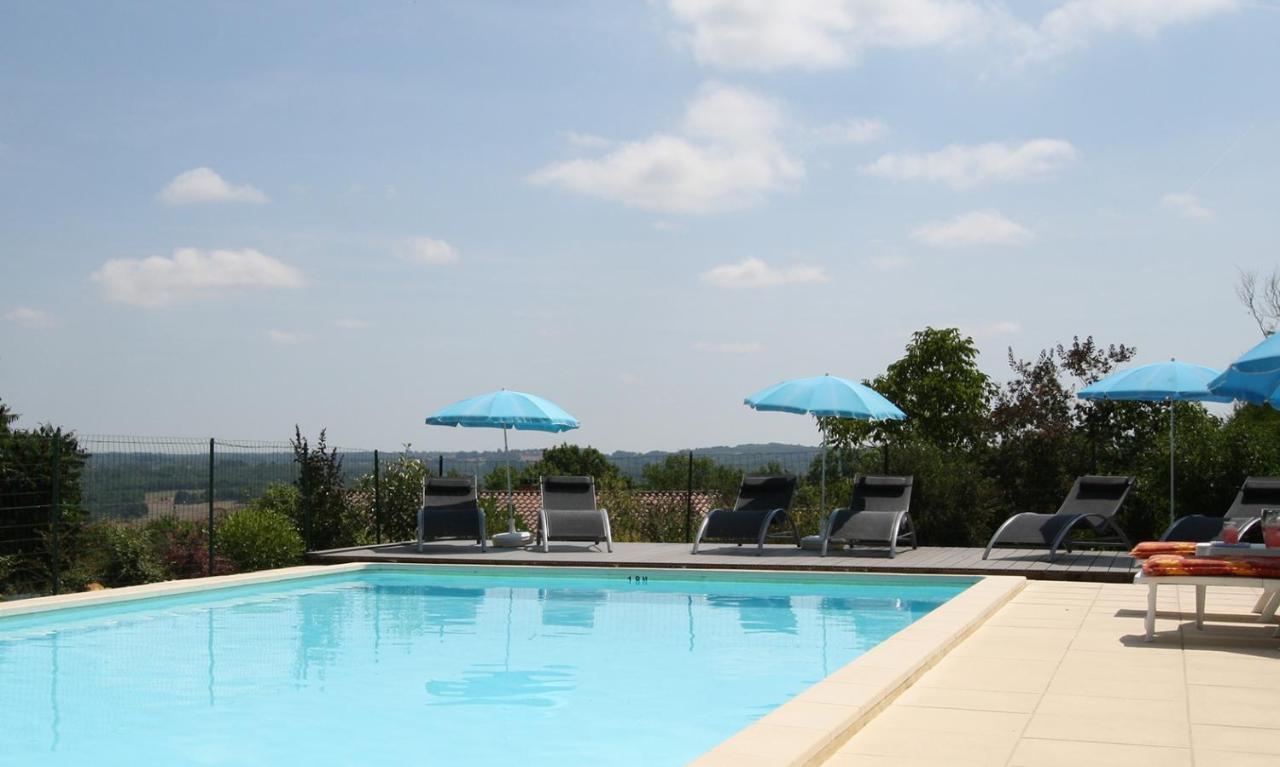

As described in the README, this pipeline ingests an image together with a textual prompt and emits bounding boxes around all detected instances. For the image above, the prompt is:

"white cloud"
[529,83,802,214]
[333,318,371,329]
[813,117,888,144]
[666,0,1015,71]
[912,210,1032,247]
[400,237,460,266]
[4,306,54,328]
[1161,192,1213,220]
[266,329,310,345]
[693,341,766,354]
[91,248,304,308]
[158,167,268,205]
[664,0,1237,71]
[702,257,829,288]
[1037,0,1239,57]
[864,139,1077,189]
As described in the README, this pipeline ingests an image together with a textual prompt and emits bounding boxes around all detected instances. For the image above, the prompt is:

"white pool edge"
[689,573,1027,767]
[0,562,1024,767]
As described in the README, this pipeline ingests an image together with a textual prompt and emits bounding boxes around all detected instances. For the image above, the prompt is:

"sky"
[2,0,1279,453]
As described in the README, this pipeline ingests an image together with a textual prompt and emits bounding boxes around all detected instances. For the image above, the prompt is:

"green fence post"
[374,449,382,544]
[50,429,61,595]
[302,467,311,553]
[208,438,215,576]
[685,449,694,543]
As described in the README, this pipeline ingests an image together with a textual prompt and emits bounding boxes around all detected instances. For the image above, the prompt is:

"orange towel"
[1130,541,1196,559]
[1142,554,1280,578]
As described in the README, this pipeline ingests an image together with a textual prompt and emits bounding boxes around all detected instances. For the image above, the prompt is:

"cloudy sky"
[2,1,1278,452]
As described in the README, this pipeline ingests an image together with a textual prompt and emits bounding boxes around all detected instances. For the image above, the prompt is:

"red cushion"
[1143,554,1280,578]
[1130,541,1196,560]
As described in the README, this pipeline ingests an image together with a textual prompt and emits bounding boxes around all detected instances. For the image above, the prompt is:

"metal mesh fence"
[2,432,886,599]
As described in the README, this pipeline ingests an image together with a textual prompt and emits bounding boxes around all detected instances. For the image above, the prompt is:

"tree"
[292,427,360,550]
[825,327,995,452]
[1237,268,1280,337]
[0,398,88,593]
[483,443,625,490]
[988,348,1089,514]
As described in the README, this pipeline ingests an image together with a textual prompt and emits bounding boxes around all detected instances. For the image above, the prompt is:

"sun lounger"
[692,475,798,555]
[537,475,613,553]
[417,476,487,552]
[1161,476,1280,542]
[982,475,1134,561]
[818,474,916,558]
[1136,554,1280,640]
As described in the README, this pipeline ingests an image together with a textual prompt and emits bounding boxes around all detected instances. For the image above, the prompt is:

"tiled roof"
[477,489,717,529]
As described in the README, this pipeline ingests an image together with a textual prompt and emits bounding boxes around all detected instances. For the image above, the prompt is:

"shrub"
[145,516,233,579]
[354,454,426,542]
[217,508,304,573]
[85,523,167,587]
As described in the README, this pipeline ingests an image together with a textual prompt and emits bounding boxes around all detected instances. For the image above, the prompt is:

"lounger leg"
[1145,584,1158,641]
[691,515,712,555]
[1260,589,1280,622]
[1253,590,1272,614]
[1195,585,1206,630]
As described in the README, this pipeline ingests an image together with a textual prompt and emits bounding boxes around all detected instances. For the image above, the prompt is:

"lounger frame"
[417,476,487,552]
[1160,476,1280,543]
[537,475,613,553]
[819,474,916,558]
[692,475,799,555]
[982,475,1135,562]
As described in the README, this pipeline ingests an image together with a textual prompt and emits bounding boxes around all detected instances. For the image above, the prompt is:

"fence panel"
[4,435,890,598]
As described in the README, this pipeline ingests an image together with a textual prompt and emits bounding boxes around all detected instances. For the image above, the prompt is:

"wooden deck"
[307,541,1139,583]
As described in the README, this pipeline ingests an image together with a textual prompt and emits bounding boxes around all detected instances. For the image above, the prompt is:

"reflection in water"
[425,665,574,707]
[50,632,60,753]
[375,584,485,633]
[293,590,353,682]
[539,588,607,630]
[705,595,797,635]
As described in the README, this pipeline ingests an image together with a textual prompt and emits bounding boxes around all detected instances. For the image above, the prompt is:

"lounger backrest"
[733,475,797,513]
[849,475,913,513]
[1055,475,1133,518]
[424,477,479,513]
[541,475,598,511]
[1227,477,1280,519]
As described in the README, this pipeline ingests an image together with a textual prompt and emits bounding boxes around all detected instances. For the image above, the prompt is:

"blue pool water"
[0,567,972,766]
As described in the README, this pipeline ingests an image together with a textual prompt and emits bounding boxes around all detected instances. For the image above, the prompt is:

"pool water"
[0,567,972,766]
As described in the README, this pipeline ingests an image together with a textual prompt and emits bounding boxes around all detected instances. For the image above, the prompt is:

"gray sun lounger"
[819,474,916,558]
[983,475,1134,562]
[692,475,799,555]
[417,476,487,552]
[1161,476,1280,542]
[537,475,613,553]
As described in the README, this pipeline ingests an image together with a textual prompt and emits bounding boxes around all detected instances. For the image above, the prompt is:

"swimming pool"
[0,565,975,766]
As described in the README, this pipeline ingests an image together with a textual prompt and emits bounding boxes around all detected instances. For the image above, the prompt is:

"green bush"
[88,523,167,587]
[217,508,304,573]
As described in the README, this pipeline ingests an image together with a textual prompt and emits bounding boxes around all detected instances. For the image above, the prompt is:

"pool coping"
[0,563,1025,767]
